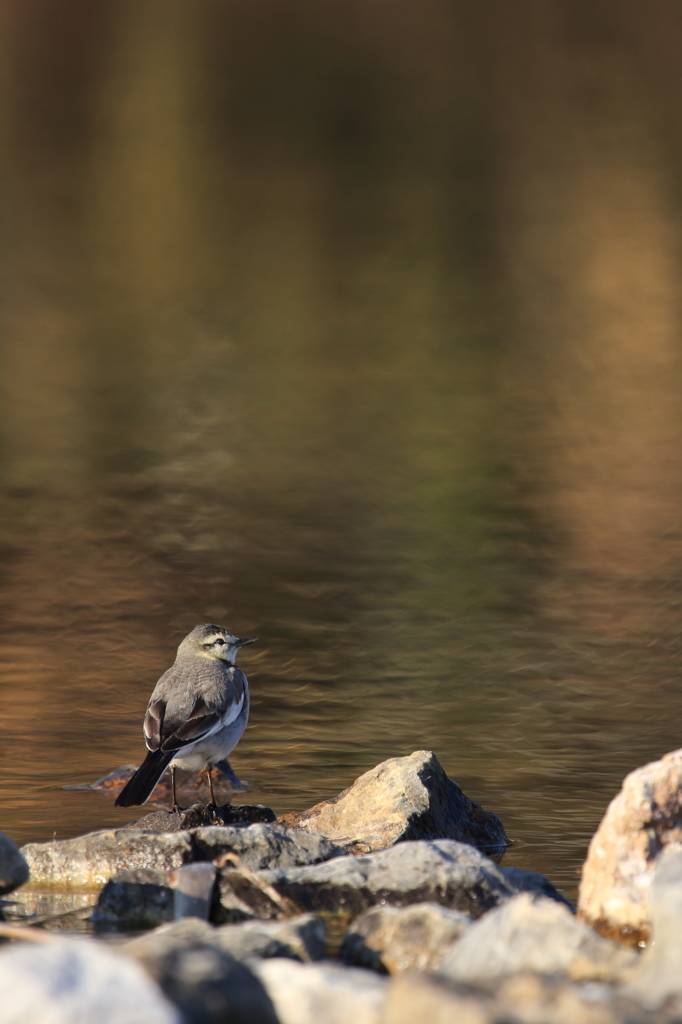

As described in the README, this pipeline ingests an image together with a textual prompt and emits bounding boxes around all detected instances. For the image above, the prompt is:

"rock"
[252,958,387,1024]
[22,830,194,889]
[123,919,279,1024]
[125,913,325,965]
[0,937,180,1024]
[578,747,682,942]
[493,974,623,1024]
[279,751,507,856]
[215,915,325,962]
[93,863,218,931]
[621,849,682,1010]
[125,803,276,832]
[438,892,637,986]
[93,868,175,931]
[83,762,246,804]
[170,862,217,921]
[341,901,472,974]
[192,823,343,871]
[21,822,342,889]
[385,972,629,1024]
[383,973,491,1024]
[217,839,515,921]
[0,831,29,895]
[501,866,574,910]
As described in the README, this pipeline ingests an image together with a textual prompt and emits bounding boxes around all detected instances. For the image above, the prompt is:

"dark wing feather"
[162,697,221,751]
[143,699,166,751]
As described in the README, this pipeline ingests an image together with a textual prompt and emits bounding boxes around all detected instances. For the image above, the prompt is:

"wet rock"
[621,849,682,1010]
[93,868,175,931]
[341,901,472,974]
[578,747,682,942]
[217,839,515,921]
[0,937,180,1024]
[21,821,342,889]
[279,750,507,856]
[438,892,637,986]
[0,831,29,895]
[125,913,325,964]
[501,866,574,910]
[383,973,490,1024]
[125,803,276,832]
[252,958,387,1024]
[124,919,279,1024]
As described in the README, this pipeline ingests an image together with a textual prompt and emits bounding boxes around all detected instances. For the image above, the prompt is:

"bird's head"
[177,624,257,665]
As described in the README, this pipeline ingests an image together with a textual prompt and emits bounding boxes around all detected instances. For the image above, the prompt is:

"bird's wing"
[143,662,245,753]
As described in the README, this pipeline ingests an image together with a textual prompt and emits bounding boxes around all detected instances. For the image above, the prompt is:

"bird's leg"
[170,765,179,814]
[207,767,217,807]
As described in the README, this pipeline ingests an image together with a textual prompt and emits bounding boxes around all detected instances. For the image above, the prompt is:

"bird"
[115,624,256,812]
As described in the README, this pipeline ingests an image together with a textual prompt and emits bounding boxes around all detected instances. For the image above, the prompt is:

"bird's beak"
[234,637,257,647]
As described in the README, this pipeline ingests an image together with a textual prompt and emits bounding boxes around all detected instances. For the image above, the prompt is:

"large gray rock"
[279,751,507,856]
[341,902,472,974]
[217,840,516,921]
[578,747,682,942]
[0,831,29,895]
[252,958,387,1024]
[0,938,180,1024]
[21,830,194,889]
[621,849,682,1010]
[439,892,637,985]
[125,914,325,965]
[123,919,278,1024]
[21,822,342,889]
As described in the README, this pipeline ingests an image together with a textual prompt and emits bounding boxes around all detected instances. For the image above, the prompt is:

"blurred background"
[2,0,682,898]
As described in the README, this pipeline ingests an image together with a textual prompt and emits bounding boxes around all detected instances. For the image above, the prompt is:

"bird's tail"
[115,749,174,807]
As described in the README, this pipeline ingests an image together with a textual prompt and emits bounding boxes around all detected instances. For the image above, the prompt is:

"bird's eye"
[214,638,225,646]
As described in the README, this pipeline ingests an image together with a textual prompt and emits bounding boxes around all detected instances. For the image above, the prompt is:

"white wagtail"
[115,624,256,811]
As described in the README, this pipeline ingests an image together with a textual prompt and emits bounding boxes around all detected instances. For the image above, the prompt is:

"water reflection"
[1,1,682,899]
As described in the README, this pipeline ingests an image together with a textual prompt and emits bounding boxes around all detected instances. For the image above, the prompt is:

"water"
[2,1,682,901]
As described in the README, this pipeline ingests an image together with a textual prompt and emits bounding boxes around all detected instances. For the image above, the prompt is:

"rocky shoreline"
[2,748,682,1022]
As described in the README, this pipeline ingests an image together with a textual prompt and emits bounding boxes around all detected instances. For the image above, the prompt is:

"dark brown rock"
[278,750,507,856]
[124,803,275,833]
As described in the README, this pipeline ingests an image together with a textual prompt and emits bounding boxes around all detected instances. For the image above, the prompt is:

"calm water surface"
[2,2,682,900]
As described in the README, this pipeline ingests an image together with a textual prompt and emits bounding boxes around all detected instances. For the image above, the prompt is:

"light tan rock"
[621,849,682,1011]
[438,893,636,985]
[578,748,682,941]
[342,902,472,974]
[382,973,490,1024]
[278,750,507,855]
